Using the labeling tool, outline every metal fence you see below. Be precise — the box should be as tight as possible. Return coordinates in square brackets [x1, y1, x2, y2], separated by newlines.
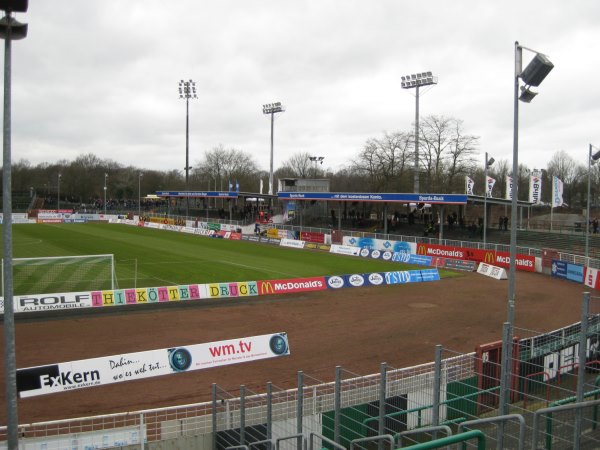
[4, 293, 600, 449]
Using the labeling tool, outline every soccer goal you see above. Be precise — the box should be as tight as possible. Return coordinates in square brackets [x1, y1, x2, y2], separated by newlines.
[2, 254, 116, 296]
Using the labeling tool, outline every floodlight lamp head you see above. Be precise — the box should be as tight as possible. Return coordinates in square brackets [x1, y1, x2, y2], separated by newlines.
[0, 0, 28, 13]
[520, 53, 554, 87]
[591, 147, 600, 163]
[519, 85, 538, 103]
[0, 15, 27, 40]
[487, 157, 495, 167]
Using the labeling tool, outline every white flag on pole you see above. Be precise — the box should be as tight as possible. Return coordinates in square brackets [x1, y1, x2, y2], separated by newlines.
[529, 172, 542, 204]
[486, 176, 496, 197]
[465, 176, 475, 195]
[505, 176, 513, 200]
[552, 176, 564, 207]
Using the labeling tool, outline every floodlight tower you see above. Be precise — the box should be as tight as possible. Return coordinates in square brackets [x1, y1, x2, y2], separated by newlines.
[179, 79, 197, 217]
[138, 172, 143, 218]
[309, 156, 324, 177]
[0, 1, 28, 448]
[104, 172, 108, 216]
[401, 71, 437, 193]
[57, 172, 61, 210]
[262, 102, 285, 195]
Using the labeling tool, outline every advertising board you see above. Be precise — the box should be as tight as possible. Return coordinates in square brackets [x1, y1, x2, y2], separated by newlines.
[280, 238, 305, 249]
[416, 243, 535, 272]
[257, 277, 326, 295]
[17, 333, 290, 398]
[551, 260, 583, 283]
[585, 267, 600, 290]
[300, 231, 325, 243]
[329, 244, 361, 256]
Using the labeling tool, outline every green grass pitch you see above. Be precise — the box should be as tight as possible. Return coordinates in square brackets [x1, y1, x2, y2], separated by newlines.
[5, 223, 459, 294]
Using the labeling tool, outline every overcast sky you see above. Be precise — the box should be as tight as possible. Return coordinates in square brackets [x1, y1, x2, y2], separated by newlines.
[6, 1, 600, 179]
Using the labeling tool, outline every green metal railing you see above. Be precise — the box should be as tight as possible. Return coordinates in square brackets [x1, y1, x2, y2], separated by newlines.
[361, 386, 499, 436]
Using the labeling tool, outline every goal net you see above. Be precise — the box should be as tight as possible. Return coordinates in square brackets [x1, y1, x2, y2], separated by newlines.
[2, 254, 116, 296]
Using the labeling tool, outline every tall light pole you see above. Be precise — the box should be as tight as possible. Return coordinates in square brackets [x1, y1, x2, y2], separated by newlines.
[179, 79, 197, 218]
[483, 152, 495, 245]
[401, 72, 437, 193]
[585, 144, 600, 263]
[57, 172, 61, 210]
[0, 1, 28, 448]
[262, 102, 285, 195]
[308, 156, 324, 177]
[501, 41, 553, 429]
[138, 172, 143, 218]
[104, 172, 108, 216]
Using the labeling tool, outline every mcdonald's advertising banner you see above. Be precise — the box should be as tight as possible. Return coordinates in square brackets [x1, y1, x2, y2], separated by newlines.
[16, 333, 290, 398]
[257, 277, 327, 295]
[414, 243, 535, 272]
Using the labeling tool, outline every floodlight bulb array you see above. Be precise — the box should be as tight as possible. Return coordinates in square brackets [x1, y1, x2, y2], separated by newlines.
[178, 79, 197, 99]
[401, 71, 437, 89]
[263, 102, 285, 114]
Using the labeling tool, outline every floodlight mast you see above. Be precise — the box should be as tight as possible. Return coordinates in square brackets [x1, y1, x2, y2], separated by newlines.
[262, 102, 285, 196]
[0, 2, 28, 448]
[179, 79, 197, 217]
[499, 41, 553, 448]
[401, 71, 437, 193]
[586, 144, 600, 263]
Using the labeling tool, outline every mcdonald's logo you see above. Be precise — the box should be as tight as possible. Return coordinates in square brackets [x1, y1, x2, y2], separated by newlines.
[484, 251, 495, 264]
[260, 281, 275, 295]
[416, 243, 427, 255]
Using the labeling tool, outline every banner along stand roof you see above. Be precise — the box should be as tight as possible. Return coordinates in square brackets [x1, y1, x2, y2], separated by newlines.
[277, 192, 468, 205]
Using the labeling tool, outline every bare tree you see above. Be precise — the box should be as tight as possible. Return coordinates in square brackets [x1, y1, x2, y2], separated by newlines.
[194, 144, 260, 191]
[352, 131, 413, 191]
[419, 115, 479, 192]
[279, 152, 314, 179]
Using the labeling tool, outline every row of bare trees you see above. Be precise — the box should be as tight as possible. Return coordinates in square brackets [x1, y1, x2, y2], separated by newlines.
[4, 114, 599, 211]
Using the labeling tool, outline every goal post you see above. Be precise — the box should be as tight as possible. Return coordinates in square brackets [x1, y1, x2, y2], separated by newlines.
[2, 254, 117, 296]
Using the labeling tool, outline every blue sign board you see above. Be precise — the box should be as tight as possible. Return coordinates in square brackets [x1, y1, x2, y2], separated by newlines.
[156, 191, 238, 198]
[277, 192, 468, 204]
[551, 260, 568, 279]
[566, 263, 584, 283]
[551, 259, 583, 283]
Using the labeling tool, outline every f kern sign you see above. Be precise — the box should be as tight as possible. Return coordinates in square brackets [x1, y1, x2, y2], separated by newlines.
[16, 333, 290, 397]
[415, 243, 535, 272]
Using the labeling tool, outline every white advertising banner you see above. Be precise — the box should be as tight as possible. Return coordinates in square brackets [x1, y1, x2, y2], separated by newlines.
[17, 332, 290, 398]
[486, 176, 496, 198]
[529, 172, 543, 204]
[0, 291, 93, 314]
[477, 263, 508, 280]
[552, 176, 564, 207]
[585, 267, 598, 289]
[465, 176, 475, 195]
[280, 238, 305, 249]
[330, 244, 361, 256]
[505, 176, 513, 200]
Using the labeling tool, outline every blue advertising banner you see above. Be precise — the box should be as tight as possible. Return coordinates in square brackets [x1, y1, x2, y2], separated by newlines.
[391, 253, 433, 266]
[409, 269, 441, 282]
[551, 260, 578, 282]
[325, 269, 439, 289]
[278, 192, 468, 204]
[156, 191, 238, 198]
[566, 263, 584, 283]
